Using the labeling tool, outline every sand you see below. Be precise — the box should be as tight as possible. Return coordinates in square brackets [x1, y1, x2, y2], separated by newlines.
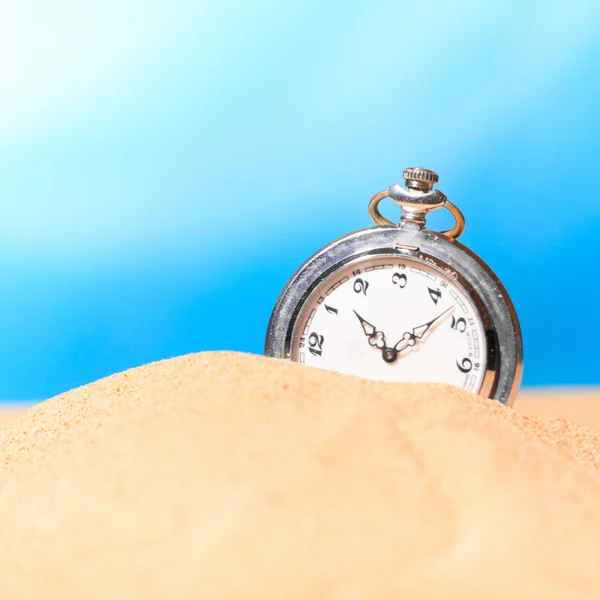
[0, 410, 24, 428]
[0, 352, 599, 599]
[519, 389, 600, 430]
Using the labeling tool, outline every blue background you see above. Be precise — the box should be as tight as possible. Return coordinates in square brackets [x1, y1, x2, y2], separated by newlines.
[1, 0, 599, 400]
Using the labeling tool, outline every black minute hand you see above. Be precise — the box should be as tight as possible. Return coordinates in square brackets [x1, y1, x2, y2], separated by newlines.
[394, 306, 454, 353]
[412, 306, 454, 340]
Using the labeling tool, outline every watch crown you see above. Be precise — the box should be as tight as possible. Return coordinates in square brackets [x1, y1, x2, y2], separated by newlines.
[402, 167, 439, 191]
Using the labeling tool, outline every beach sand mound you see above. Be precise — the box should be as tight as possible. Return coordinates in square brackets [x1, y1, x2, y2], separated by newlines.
[0, 352, 599, 599]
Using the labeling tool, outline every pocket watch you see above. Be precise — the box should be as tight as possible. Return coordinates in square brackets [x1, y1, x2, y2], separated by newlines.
[265, 168, 523, 406]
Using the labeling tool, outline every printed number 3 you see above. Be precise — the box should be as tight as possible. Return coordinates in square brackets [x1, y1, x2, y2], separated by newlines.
[392, 273, 407, 288]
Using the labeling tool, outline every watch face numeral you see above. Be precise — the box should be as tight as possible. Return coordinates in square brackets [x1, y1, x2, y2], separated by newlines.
[392, 273, 407, 289]
[324, 304, 338, 315]
[353, 278, 369, 295]
[451, 316, 467, 332]
[308, 332, 325, 356]
[428, 287, 442, 305]
[457, 357, 473, 373]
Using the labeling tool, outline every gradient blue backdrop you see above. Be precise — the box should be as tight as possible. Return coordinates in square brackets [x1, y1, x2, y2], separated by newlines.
[1, 0, 599, 400]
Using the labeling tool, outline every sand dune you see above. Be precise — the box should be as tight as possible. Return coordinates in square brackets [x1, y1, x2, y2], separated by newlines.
[0, 352, 599, 598]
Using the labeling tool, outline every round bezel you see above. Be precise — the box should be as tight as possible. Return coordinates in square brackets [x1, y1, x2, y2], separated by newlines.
[265, 224, 523, 406]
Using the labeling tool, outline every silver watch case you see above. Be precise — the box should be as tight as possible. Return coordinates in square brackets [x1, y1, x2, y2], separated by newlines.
[265, 224, 523, 406]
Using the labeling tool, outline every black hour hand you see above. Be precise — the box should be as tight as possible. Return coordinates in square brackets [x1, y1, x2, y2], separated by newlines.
[353, 310, 386, 349]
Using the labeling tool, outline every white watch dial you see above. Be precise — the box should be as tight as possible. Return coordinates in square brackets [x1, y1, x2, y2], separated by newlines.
[290, 255, 488, 392]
